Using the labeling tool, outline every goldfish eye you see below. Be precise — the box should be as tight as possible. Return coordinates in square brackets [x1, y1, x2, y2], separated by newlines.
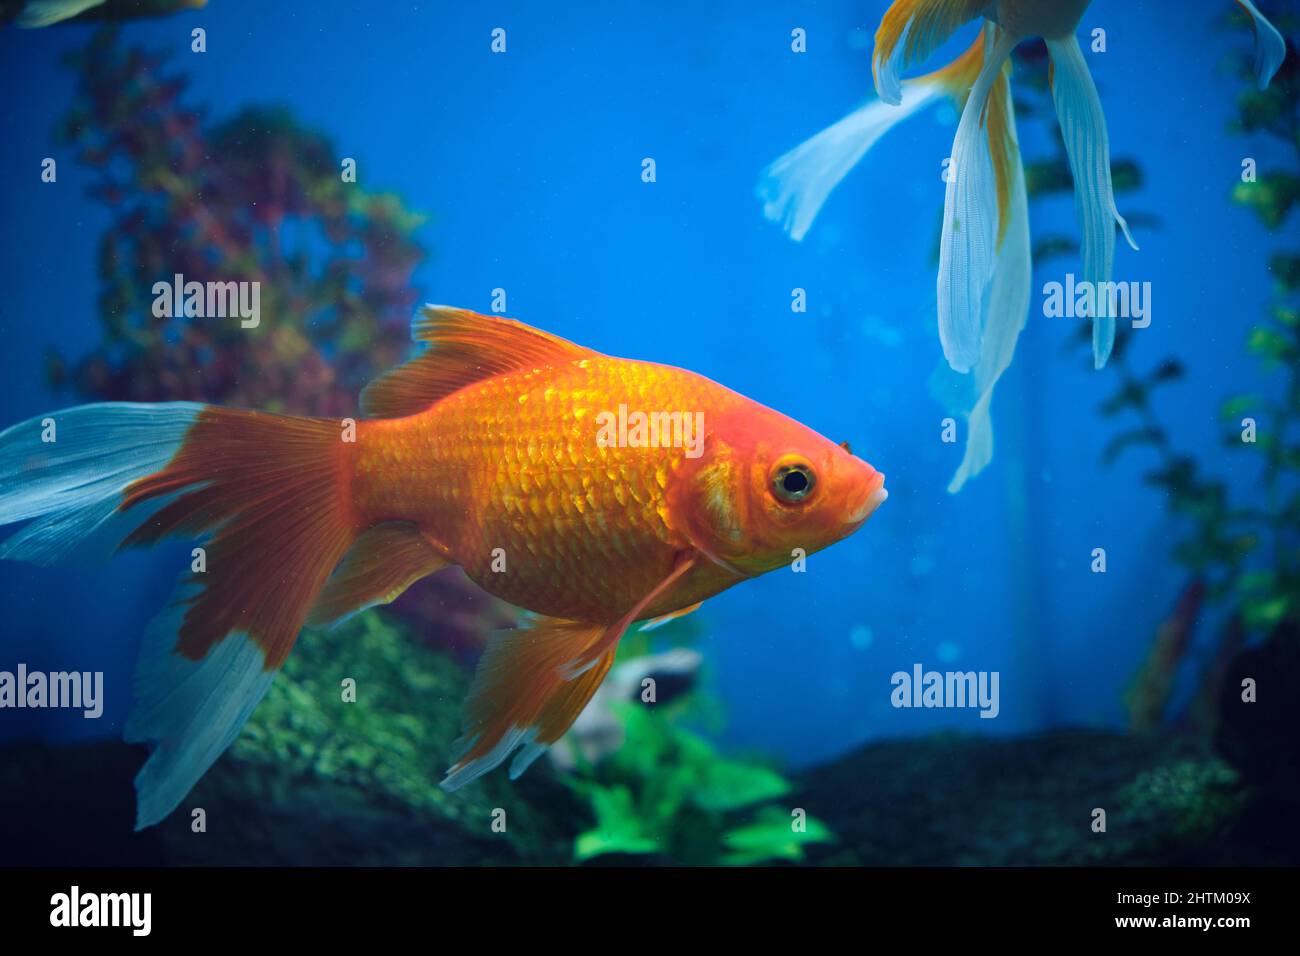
[771, 460, 816, 504]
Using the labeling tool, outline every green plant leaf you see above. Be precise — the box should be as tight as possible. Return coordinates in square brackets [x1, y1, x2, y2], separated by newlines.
[573, 784, 660, 860]
[720, 806, 834, 866]
[1231, 173, 1300, 229]
[1219, 396, 1260, 420]
[1270, 255, 1300, 293]
[692, 758, 790, 812]
[1242, 593, 1293, 631]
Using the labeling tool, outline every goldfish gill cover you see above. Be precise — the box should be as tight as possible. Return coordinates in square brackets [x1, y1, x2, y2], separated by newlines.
[0, 0, 1298, 941]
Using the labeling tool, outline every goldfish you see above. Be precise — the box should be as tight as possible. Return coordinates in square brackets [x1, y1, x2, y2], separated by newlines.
[759, 0, 1286, 491]
[0, 306, 887, 827]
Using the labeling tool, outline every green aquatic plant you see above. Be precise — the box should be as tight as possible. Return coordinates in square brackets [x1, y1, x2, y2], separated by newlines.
[566, 701, 832, 865]
[1119, 757, 1247, 845]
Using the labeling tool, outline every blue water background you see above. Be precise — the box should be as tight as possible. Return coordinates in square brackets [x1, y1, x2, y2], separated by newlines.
[0, 1, 1280, 768]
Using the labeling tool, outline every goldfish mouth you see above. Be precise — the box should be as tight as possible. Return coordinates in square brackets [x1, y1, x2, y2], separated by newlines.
[847, 471, 888, 525]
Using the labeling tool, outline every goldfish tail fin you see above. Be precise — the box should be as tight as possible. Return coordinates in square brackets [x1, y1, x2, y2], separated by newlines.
[0, 403, 206, 565]
[1046, 33, 1138, 371]
[938, 26, 1017, 373]
[1236, 0, 1287, 90]
[948, 63, 1032, 494]
[757, 82, 943, 242]
[441, 617, 620, 790]
[874, 0, 988, 104]
[0, 402, 360, 828]
[115, 406, 360, 828]
[14, 0, 105, 28]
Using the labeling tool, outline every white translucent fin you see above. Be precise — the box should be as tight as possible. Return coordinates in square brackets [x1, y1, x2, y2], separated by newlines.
[508, 737, 548, 780]
[125, 585, 277, 830]
[442, 725, 533, 791]
[16, 0, 105, 28]
[937, 30, 1016, 373]
[758, 81, 942, 242]
[0, 403, 201, 565]
[1046, 34, 1138, 371]
[875, 19, 912, 105]
[948, 92, 1031, 493]
[1237, 0, 1287, 89]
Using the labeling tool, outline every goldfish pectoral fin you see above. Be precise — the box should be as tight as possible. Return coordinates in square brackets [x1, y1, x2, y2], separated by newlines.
[757, 83, 942, 242]
[15, 0, 105, 28]
[938, 26, 1017, 373]
[1045, 34, 1134, 371]
[949, 60, 1032, 495]
[638, 601, 703, 633]
[440, 617, 617, 791]
[559, 553, 699, 679]
[306, 522, 449, 628]
[1236, 0, 1287, 90]
[359, 305, 595, 417]
[440, 555, 701, 791]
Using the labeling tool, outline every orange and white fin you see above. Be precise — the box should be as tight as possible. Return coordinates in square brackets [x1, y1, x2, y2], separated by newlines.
[116, 407, 358, 828]
[440, 616, 620, 790]
[947, 53, 1032, 493]
[442, 553, 699, 789]
[938, 24, 1018, 373]
[0, 403, 361, 828]
[638, 602, 702, 633]
[873, 0, 989, 105]
[307, 522, 448, 628]
[559, 553, 697, 679]
[1236, 0, 1286, 90]
[360, 305, 595, 418]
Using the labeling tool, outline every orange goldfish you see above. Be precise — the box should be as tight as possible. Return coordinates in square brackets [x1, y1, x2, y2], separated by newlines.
[0, 306, 887, 826]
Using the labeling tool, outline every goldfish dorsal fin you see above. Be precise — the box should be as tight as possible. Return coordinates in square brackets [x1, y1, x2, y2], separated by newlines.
[360, 305, 596, 418]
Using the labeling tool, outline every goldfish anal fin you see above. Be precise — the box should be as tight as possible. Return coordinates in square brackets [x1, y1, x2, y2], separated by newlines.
[359, 305, 596, 418]
[638, 601, 703, 633]
[307, 522, 449, 628]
